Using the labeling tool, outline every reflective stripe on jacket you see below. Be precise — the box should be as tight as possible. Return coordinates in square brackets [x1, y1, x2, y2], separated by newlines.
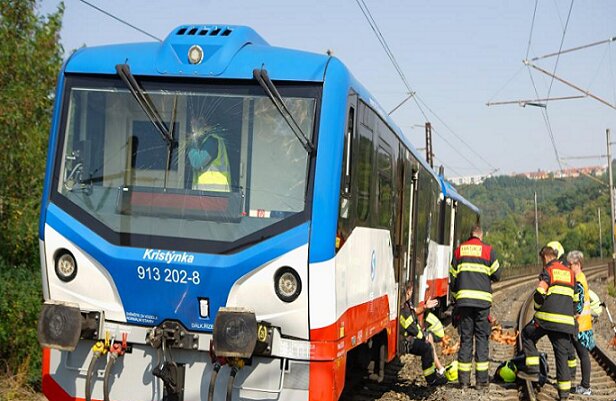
[450, 236, 500, 308]
[425, 312, 444, 339]
[194, 134, 231, 192]
[400, 301, 423, 340]
[534, 260, 577, 334]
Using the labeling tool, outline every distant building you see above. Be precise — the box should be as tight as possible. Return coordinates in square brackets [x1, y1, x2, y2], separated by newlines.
[448, 165, 606, 185]
[517, 170, 550, 180]
[554, 165, 607, 178]
[448, 175, 489, 185]
[518, 165, 606, 180]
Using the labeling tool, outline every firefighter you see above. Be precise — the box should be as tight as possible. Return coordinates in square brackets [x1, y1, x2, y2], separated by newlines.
[400, 282, 448, 386]
[449, 224, 501, 388]
[548, 242, 578, 384]
[518, 245, 577, 401]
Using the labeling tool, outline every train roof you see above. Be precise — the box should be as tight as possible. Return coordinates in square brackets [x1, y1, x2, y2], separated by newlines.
[64, 23, 438, 181]
[438, 176, 480, 213]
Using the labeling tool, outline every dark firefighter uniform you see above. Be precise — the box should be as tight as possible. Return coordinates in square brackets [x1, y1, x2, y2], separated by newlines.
[449, 236, 500, 385]
[521, 259, 577, 400]
[399, 301, 442, 385]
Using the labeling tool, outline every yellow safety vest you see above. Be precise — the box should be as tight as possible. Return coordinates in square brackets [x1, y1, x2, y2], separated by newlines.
[576, 272, 592, 332]
[194, 134, 231, 192]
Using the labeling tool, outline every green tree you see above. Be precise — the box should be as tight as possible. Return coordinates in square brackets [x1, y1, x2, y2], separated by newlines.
[0, 0, 64, 266]
[458, 173, 611, 267]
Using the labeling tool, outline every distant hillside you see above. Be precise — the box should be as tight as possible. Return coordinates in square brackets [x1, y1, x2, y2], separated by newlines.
[456, 174, 611, 266]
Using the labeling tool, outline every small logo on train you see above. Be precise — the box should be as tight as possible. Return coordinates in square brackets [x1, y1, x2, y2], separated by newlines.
[143, 249, 195, 264]
[370, 250, 376, 281]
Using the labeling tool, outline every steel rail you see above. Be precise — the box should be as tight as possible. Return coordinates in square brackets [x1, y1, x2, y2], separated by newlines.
[517, 272, 616, 401]
[517, 289, 537, 401]
[493, 263, 606, 294]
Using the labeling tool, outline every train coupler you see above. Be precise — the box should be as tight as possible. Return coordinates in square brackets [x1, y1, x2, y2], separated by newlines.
[147, 321, 191, 401]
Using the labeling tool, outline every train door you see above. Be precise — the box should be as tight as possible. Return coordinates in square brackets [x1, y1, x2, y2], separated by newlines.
[444, 199, 456, 306]
[395, 149, 417, 355]
[336, 93, 357, 247]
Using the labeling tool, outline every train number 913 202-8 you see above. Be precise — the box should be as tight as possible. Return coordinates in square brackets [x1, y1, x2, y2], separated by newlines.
[136, 265, 201, 285]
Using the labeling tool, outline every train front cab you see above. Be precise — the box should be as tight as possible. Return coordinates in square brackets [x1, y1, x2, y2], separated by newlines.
[37, 25, 332, 401]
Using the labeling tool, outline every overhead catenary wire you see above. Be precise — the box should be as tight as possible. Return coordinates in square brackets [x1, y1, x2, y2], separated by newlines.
[525, 0, 539, 60]
[353, 0, 496, 176]
[354, 0, 412, 93]
[526, 68, 564, 172]
[432, 155, 463, 178]
[521, 0, 574, 173]
[486, 66, 525, 104]
[414, 95, 499, 172]
[78, 0, 162, 42]
[430, 126, 484, 173]
[544, 0, 575, 106]
[586, 44, 611, 94]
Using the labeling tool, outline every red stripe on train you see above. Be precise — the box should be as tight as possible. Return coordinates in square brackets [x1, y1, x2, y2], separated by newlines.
[309, 294, 397, 401]
[42, 348, 92, 401]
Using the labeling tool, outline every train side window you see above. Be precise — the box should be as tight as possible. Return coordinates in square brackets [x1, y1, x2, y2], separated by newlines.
[341, 106, 354, 197]
[356, 124, 373, 223]
[376, 142, 393, 228]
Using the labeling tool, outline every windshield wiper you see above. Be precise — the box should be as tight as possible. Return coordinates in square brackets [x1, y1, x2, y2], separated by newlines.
[116, 63, 178, 189]
[253, 68, 314, 153]
[116, 64, 173, 146]
[163, 95, 179, 189]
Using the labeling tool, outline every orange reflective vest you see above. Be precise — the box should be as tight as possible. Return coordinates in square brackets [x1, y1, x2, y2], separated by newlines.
[534, 260, 576, 334]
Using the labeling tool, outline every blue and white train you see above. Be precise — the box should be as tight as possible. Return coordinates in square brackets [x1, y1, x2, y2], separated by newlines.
[37, 25, 479, 401]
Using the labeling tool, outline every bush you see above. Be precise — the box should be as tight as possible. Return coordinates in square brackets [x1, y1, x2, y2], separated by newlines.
[0, 257, 43, 385]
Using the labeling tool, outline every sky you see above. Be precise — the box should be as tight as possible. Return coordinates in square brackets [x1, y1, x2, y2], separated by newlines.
[37, 0, 616, 178]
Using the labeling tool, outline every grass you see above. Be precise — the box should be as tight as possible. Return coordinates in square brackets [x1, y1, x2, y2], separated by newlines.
[0, 357, 44, 401]
[608, 282, 616, 298]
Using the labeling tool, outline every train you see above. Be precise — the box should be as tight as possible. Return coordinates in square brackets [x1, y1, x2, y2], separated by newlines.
[36, 24, 479, 401]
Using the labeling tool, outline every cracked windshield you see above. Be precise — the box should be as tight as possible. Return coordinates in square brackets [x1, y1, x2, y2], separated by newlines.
[56, 77, 317, 245]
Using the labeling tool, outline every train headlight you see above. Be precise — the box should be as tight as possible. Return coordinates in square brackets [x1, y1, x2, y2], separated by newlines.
[274, 267, 301, 303]
[188, 45, 204, 64]
[37, 302, 82, 351]
[213, 308, 257, 358]
[55, 250, 77, 282]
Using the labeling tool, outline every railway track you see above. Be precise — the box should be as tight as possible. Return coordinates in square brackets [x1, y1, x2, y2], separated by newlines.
[340, 265, 614, 401]
[517, 276, 616, 401]
[493, 264, 607, 294]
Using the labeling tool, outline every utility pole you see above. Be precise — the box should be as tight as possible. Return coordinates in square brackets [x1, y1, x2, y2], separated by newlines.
[607, 128, 616, 283]
[425, 122, 433, 168]
[534, 191, 540, 264]
[598, 208, 603, 259]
